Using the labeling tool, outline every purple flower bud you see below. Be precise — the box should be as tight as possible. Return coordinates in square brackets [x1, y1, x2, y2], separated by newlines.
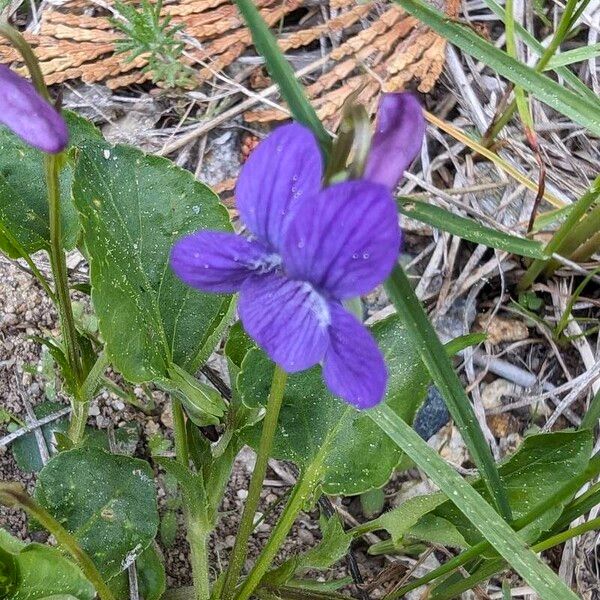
[364, 92, 425, 190]
[0, 65, 68, 153]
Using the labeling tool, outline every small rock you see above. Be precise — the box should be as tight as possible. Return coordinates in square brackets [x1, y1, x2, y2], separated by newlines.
[430, 424, 469, 467]
[487, 413, 518, 439]
[476, 314, 529, 345]
[160, 405, 174, 429]
[237, 489, 248, 501]
[481, 378, 520, 410]
[89, 403, 101, 417]
[297, 528, 315, 545]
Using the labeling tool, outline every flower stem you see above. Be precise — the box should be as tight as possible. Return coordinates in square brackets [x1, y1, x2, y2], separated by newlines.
[45, 155, 85, 443]
[234, 407, 354, 600]
[172, 398, 211, 600]
[221, 365, 288, 600]
[0, 482, 116, 600]
[0, 22, 50, 100]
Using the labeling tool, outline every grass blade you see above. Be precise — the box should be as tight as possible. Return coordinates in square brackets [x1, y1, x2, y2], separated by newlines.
[369, 403, 579, 600]
[481, 0, 599, 106]
[398, 198, 546, 258]
[383, 265, 512, 520]
[394, 0, 600, 136]
[545, 43, 600, 69]
[233, 0, 331, 152]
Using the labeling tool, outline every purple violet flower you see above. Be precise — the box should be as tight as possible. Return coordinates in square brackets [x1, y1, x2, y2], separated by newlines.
[365, 93, 425, 190]
[0, 64, 68, 154]
[171, 126, 395, 408]
[171, 93, 424, 409]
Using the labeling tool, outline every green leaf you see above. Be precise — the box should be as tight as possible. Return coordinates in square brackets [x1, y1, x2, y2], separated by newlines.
[72, 140, 234, 384]
[408, 514, 468, 549]
[398, 198, 546, 259]
[0, 111, 101, 258]
[136, 544, 166, 600]
[545, 43, 600, 69]
[35, 447, 159, 580]
[240, 315, 431, 495]
[384, 265, 512, 520]
[11, 401, 68, 473]
[369, 404, 580, 600]
[481, 0, 599, 105]
[265, 516, 351, 585]
[365, 493, 447, 545]
[165, 363, 225, 425]
[394, 0, 600, 136]
[0, 528, 95, 600]
[430, 430, 592, 548]
[233, 0, 330, 153]
[372, 430, 592, 556]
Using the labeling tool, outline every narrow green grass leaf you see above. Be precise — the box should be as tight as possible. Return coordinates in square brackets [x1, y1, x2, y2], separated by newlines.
[384, 265, 511, 519]
[481, 0, 599, 106]
[545, 44, 600, 69]
[398, 198, 546, 258]
[369, 403, 579, 600]
[233, 0, 331, 152]
[394, 0, 600, 136]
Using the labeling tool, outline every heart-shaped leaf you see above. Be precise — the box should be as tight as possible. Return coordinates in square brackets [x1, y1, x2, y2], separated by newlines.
[72, 140, 234, 384]
[35, 447, 159, 580]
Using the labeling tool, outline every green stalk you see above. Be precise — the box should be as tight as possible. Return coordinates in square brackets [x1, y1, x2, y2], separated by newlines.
[0, 22, 50, 100]
[570, 230, 600, 263]
[581, 388, 600, 431]
[385, 451, 600, 599]
[45, 154, 86, 444]
[173, 398, 211, 600]
[554, 481, 600, 530]
[384, 265, 512, 520]
[221, 366, 288, 600]
[0, 482, 116, 600]
[0, 23, 86, 444]
[234, 408, 354, 600]
[518, 175, 600, 290]
[551, 202, 600, 261]
[483, 0, 580, 144]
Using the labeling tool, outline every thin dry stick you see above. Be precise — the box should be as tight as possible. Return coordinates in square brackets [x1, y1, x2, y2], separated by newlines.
[0, 407, 71, 447]
[543, 360, 600, 430]
[158, 56, 330, 156]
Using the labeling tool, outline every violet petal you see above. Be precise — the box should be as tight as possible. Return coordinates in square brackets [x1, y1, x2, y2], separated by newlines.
[323, 303, 387, 409]
[239, 272, 329, 372]
[235, 123, 323, 251]
[0, 65, 68, 154]
[170, 231, 271, 293]
[282, 180, 400, 299]
[364, 93, 425, 190]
